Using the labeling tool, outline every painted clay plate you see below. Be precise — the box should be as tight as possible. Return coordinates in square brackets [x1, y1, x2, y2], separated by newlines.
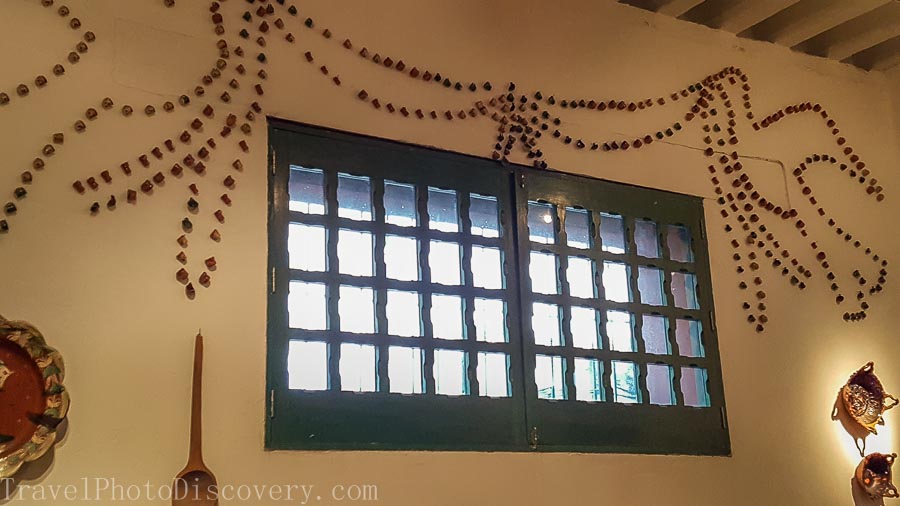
[0, 316, 68, 478]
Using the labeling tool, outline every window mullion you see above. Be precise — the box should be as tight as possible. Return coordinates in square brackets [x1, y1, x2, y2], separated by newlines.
[625, 216, 650, 405]
[372, 177, 390, 394]
[417, 185, 437, 396]
[458, 192, 480, 396]
[325, 169, 342, 392]
[556, 206, 576, 401]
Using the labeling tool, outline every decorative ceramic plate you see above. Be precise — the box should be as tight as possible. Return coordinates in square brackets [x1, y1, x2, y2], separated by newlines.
[0, 316, 69, 479]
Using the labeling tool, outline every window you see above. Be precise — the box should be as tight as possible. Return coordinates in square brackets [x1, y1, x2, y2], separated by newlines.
[267, 121, 729, 455]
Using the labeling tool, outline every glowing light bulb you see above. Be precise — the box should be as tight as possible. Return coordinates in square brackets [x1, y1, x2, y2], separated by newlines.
[542, 214, 552, 224]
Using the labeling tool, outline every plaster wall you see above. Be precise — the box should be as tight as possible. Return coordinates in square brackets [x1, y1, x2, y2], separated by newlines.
[1, 1, 899, 504]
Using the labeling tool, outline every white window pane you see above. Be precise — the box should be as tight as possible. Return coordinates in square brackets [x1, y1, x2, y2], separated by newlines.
[613, 360, 640, 404]
[289, 224, 326, 272]
[340, 343, 376, 393]
[434, 349, 467, 396]
[288, 341, 328, 390]
[386, 291, 421, 337]
[528, 202, 556, 244]
[607, 310, 635, 352]
[429, 241, 461, 285]
[289, 166, 325, 214]
[289, 281, 327, 330]
[603, 261, 631, 302]
[338, 229, 373, 277]
[472, 246, 502, 289]
[432, 294, 464, 340]
[384, 181, 417, 227]
[428, 187, 458, 232]
[477, 352, 510, 398]
[647, 363, 674, 406]
[565, 208, 591, 249]
[567, 257, 594, 298]
[474, 298, 506, 343]
[532, 303, 561, 346]
[385, 235, 418, 281]
[600, 213, 626, 253]
[339, 286, 375, 334]
[470, 194, 500, 238]
[529, 251, 558, 295]
[536, 355, 566, 400]
[570, 307, 599, 350]
[574, 358, 604, 402]
[389, 346, 423, 394]
[337, 173, 372, 221]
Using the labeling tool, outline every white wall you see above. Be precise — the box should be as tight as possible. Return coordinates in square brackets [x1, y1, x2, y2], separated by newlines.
[1, 1, 899, 504]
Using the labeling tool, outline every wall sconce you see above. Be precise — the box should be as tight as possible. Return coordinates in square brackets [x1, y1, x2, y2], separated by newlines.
[856, 453, 898, 500]
[842, 362, 899, 435]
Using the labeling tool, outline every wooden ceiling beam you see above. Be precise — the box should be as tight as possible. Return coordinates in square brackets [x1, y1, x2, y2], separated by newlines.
[745, 0, 893, 48]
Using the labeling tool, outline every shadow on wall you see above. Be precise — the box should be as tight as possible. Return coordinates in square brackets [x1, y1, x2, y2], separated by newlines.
[0, 419, 67, 505]
[833, 390, 875, 457]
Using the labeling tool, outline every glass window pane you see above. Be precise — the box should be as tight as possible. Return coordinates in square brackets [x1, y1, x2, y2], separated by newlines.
[339, 286, 375, 334]
[429, 241, 461, 285]
[340, 343, 376, 393]
[289, 281, 327, 330]
[338, 229, 373, 277]
[477, 352, 510, 398]
[432, 294, 464, 340]
[287, 341, 328, 390]
[567, 257, 594, 299]
[600, 213, 626, 253]
[602, 261, 631, 302]
[574, 358, 604, 402]
[612, 360, 640, 404]
[606, 310, 635, 352]
[434, 349, 468, 396]
[647, 364, 674, 406]
[289, 166, 325, 214]
[528, 201, 556, 244]
[389, 346, 424, 394]
[635, 219, 660, 258]
[472, 246, 503, 289]
[681, 367, 711, 407]
[470, 194, 500, 238]
[529, 251, 558, 295]
[474, 298, 506, 343]
[570, 307, 600, 350]
[386, 291, 421, 337]
[642, 315, 670, 355]
[532, 303, 562, 346]
[672, 272, 700, 309]
[675, 319, 705, 357]
[385, 235, 418, 281]
[289, 223, 326, 271]
[384, 181, 417, 227]
[565, 208, 591, 249]
[637, 266, 665, 306]
[337, 173, 372, 221]
[428, 187, 458, 232]
[667, 225, 694, 263]
[536, 355, 567, 400]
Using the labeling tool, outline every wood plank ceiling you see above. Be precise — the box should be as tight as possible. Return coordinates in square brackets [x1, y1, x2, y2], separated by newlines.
[618, 0, 900, 71]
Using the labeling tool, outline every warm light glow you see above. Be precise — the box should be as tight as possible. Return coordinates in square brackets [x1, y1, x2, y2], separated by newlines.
[542, 213, 552, 224]
[831, 418, 894, 468]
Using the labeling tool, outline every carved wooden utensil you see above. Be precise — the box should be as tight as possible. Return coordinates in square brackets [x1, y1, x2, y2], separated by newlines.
[173, 333, 218, 505]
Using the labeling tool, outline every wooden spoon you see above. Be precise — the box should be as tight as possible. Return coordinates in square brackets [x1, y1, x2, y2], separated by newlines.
[173, 333, 218, 505]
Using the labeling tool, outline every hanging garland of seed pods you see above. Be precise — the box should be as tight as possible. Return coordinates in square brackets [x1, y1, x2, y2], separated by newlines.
[0, 0, 888, 329]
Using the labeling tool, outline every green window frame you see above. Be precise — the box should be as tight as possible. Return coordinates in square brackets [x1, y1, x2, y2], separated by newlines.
[267, 120, 730, 455]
